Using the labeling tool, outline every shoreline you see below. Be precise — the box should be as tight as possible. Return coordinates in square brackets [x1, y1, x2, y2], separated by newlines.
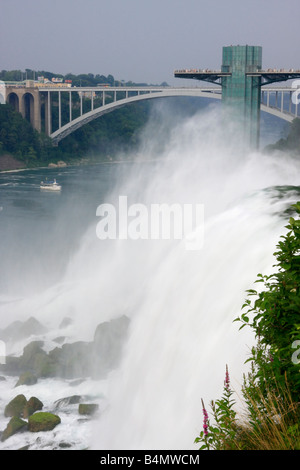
[0, 156, 161, 174]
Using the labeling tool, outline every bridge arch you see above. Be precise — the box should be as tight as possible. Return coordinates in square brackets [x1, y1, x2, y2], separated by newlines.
[50, 88, 297, 143]
[261, 104, 294, 122]
[51, 90, 222, 143]
[7, 92, 20, 112]
[22, 92, 35, 125]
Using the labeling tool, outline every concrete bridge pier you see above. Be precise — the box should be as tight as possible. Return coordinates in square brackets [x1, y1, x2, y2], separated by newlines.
[6, 85, 42, 133]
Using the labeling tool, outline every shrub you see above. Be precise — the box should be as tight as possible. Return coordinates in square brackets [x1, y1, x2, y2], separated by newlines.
[195, 201, 300, 450]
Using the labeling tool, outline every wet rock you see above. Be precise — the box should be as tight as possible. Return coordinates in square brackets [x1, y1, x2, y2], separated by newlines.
[15, 371, 38, 387]
[48, 341, 91, 379]
[54, 395, 82, 409]
[91, 315, 130, 378]
[19, 341, 56, 378]
[4, 394, 27, 418]
[0, 315, 130, 381]
[0, 341, 49, 377]
[0, 317, 47, 343]
[59, 441, 72, 448]
[52, 336, 66, 344]
[59, 317, 73, 329]
[28, 412, 61, 432]
[1, 416, 27, 441]
[78, 403, 99, 416]
[18, 444, 31, 450]
[0, 356, 21, 376]
[4, 394, 43, 419]
[23, 397, 43, 418]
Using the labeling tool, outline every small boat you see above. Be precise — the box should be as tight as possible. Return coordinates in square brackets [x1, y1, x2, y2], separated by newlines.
[40, 178, 61, 191]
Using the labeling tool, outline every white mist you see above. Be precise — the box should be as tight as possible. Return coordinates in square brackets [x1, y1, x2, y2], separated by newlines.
[83, 108, 299, 450]
[0, 106, 299, 450]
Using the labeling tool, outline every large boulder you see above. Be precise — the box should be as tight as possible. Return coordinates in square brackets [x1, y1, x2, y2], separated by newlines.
[15, 371, 38, 387]
[78, 403, 99, 416]
[1, 416, 27, 441]
[23, 397, 43, 418]
[4, 395, 43, 419]
[28, 412, 61, 432]
[0, 315, 130, 380]
[91, 315, 130, 378]
[54, 395, 82, 410]
[2, 340, 57, 378]
[4, 394, 27, 418]
[0, 317, 47, 343]
[48, 341, 91, 379]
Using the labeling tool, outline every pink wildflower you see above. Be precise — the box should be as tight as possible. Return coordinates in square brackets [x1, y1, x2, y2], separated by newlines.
[201, 399, 209, 436]
[224, 364, 230, 390]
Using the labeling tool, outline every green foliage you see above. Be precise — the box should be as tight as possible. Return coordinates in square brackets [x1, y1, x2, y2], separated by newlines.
[0, 68, 155, 165]
[0, 104, 53, 164]
[195, 366, 241, 450]
[196, 201, 300, 450]
[235, 201, 300, 399]
[57, 101, 150, 159]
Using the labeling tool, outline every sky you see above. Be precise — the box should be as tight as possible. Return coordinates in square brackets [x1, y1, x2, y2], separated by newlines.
[1, 0, 300, 85]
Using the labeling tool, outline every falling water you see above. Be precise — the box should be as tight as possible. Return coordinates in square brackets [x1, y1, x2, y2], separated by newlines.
[0, 105, 299, 450]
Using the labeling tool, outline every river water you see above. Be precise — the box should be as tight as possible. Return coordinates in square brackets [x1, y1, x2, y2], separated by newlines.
[0, 106, 299, 450]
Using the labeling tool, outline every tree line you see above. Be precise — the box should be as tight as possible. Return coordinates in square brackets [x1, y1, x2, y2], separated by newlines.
[0, 69, 154, 165]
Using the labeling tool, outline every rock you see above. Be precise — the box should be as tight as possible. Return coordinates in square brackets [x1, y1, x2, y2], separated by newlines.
[20, 341, 45, 366]
[59, 441, 72, 448]
[4, 394, 43, 419]
[52, 336, 66, 344]
[0, 355, 21, 376]
[0, 315, 130, 381]
[28, 412, 61, 432]
[48, 341, 91, 379]
[23, 397, 43, 418]
[19, 341, 57, 378]
[59, 317, 73, 329]
[91, 315, 130, 378]
[1, 416, 27, 441]
[54, 395, 82, 409]
[78, 403, 99, 416]
[4, 394, 27, 418]
[0, 317, 47, 343]
[15, 371, 38, 387]
[0, 376, 6, 381]
[0, 341, 46, 377]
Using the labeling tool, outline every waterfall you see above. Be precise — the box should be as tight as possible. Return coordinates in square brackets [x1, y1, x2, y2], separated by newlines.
[0, 105, 299, 450]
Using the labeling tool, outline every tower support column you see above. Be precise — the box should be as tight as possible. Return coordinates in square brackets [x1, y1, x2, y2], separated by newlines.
[221, 45, 262, 149]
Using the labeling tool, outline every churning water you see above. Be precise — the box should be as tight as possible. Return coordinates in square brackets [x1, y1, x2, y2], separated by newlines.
[0, 105, 299, 450]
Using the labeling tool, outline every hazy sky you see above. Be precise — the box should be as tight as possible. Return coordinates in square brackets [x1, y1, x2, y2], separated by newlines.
[1, 0, 300, 85]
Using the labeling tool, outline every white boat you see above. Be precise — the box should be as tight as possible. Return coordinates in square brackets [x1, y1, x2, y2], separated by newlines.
[40, 178, 61, 191]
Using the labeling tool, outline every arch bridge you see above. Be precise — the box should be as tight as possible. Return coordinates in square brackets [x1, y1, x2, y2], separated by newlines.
[4, 83, 300, 144]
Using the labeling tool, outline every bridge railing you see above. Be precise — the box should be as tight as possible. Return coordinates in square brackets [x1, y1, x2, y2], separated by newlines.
[261, 87, 299, 119]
